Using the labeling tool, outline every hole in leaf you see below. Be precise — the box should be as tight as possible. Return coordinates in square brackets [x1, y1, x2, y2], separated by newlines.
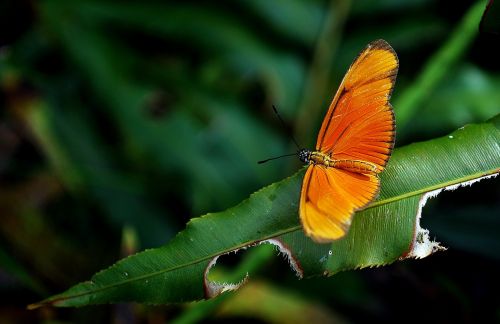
[204, 240, 304, 298]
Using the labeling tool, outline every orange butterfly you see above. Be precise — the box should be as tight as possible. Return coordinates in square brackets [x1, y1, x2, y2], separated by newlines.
[298, 39, 398, 243]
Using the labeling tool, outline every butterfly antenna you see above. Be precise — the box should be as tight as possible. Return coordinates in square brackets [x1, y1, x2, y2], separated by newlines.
[257, 153, 297, 164]
[272, 105, 301, 150]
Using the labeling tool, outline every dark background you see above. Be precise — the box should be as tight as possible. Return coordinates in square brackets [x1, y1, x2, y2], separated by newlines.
[1, 0, 499, 322]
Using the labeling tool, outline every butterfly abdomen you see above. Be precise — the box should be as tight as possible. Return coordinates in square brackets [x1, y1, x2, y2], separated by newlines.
[332, 159, 378, 174]
[308, 151, 378, 174]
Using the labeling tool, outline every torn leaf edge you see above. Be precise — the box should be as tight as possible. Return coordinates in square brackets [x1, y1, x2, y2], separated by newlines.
[204, 238, 303, 298]
[204, 172, 499, 297]
[403, 172, 499, 259]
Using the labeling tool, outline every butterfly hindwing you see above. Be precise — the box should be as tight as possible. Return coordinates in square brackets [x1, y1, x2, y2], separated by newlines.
[300, 165, 380, 242]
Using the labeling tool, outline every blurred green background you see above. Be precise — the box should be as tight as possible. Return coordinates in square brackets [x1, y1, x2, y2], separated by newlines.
[1, 0, 499, 322]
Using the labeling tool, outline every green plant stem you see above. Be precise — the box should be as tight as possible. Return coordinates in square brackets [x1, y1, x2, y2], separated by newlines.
[295, 0, 351, 147]
[394, 0, 487, 134]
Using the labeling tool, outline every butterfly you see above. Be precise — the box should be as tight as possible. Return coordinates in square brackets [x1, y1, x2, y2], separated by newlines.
[298, 39, 398, 243]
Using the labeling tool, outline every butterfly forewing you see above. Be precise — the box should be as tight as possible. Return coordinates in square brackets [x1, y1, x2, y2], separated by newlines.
[300, 39, 398, 242]
[316, 39, 397, 171]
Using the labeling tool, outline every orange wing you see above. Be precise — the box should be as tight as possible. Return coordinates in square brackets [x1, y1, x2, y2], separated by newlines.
[316, 39, 398, 170]
[300, 39, 398, 242]
[300, 166, 380, 242]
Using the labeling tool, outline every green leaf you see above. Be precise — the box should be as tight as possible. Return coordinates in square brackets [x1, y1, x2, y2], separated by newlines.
[26, 99, 177, 248]
[239, 0, 323, 46]
[38, 0, 291, 214]
[394, 0, 487, 132]
[65, 0, 306, 112]
[401, 65, 500, 139]
[29, 115, 500, 308]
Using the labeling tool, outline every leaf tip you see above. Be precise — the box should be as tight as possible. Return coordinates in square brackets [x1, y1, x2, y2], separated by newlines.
[27, 296, 66, 310]
[27, 302, 42, 311]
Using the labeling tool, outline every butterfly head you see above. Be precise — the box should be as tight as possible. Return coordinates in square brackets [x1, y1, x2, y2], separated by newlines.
[298, 149, 312, 164]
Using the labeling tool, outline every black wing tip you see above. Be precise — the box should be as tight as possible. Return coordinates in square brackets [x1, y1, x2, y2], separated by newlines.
[369, 39, 399, 95]
[369, 39, 393, 51]
[368, 39, 399, 65]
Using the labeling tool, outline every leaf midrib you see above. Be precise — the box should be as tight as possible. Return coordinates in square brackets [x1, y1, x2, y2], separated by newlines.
[47, 167, 499, 305]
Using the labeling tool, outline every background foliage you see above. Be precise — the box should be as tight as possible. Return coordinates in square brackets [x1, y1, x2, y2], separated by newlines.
[1, 0, 499, 322]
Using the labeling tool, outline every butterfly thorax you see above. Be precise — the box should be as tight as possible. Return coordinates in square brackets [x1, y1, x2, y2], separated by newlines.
[299, 149, 378, 175]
